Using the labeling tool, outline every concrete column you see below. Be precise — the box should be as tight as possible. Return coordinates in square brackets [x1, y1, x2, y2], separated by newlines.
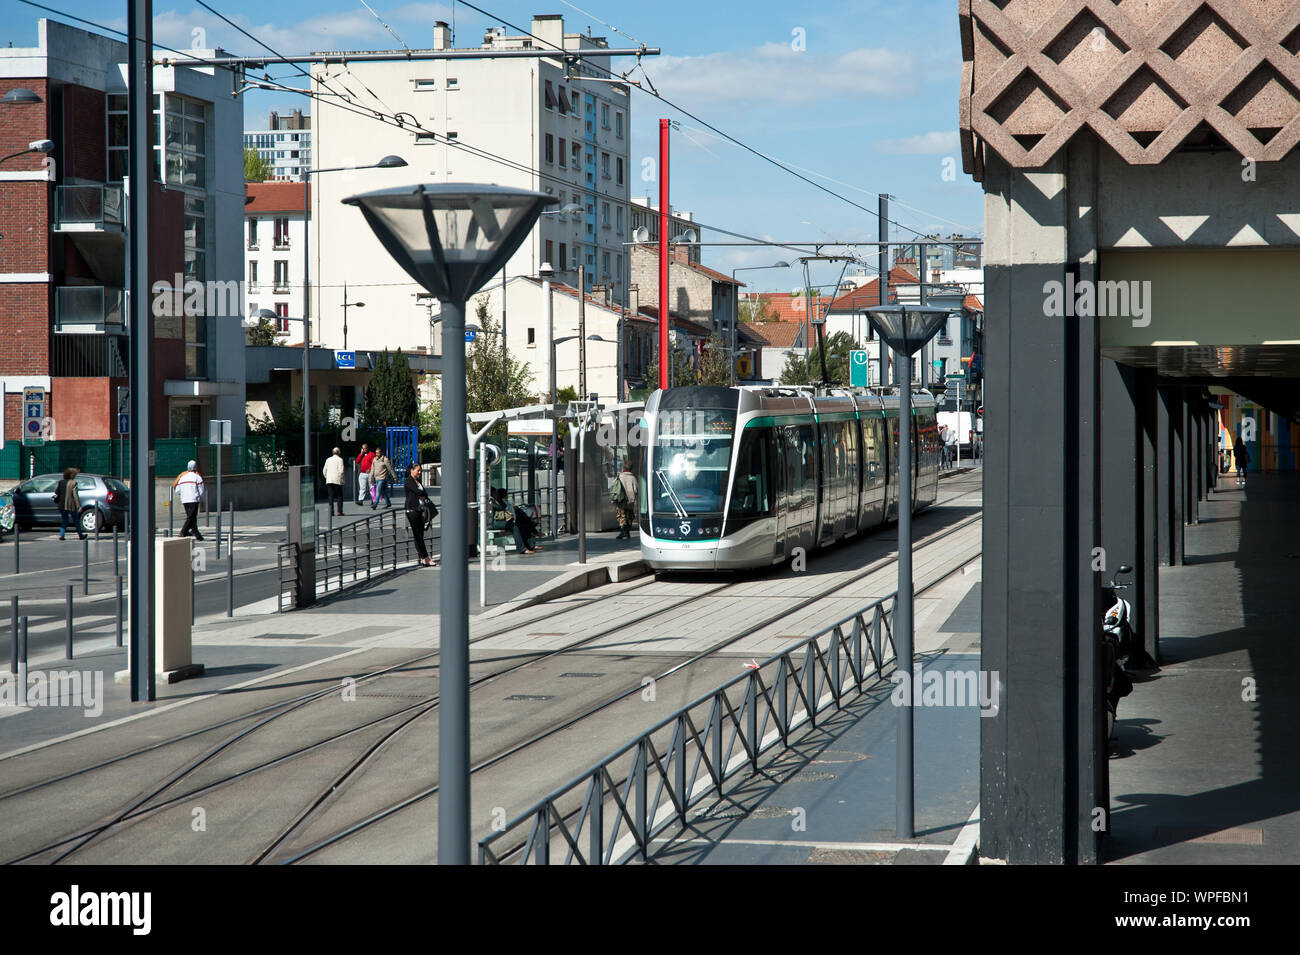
[980, 139, 1103, 865]
[1184, 393, 1198, 525]
[1137, 369, 1159, 664]
[1100, 358, 1141, 593]
[1166, 387, 1185, 564]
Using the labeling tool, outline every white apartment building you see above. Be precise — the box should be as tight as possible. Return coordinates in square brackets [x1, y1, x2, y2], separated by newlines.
[311, 14, 632, 355]
[243, 181, 308, 337]
[243, 109, 311, 181]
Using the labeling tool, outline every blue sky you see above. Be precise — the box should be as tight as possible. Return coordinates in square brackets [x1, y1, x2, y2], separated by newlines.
[1, 0, 984, 293]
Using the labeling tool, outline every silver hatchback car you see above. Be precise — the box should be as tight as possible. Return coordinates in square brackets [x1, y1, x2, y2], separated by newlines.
[5, 472, 130, 533]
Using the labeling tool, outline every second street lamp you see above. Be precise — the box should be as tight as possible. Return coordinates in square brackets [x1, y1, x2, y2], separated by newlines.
[861, 303, 953, 840]
[344, 182, 555, 865]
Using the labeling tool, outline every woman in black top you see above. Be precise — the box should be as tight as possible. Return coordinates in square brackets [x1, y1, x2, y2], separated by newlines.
[404, 462, 437, 566]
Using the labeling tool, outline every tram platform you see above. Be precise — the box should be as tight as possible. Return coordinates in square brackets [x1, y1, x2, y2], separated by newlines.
[1105, 470, 1300, 864]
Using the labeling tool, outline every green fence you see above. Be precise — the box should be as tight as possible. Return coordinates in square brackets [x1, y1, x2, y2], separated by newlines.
[0, 435, 288, 481]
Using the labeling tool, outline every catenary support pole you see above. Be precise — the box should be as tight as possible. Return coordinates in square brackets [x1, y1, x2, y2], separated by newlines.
[896, 349, 914, 839]
[127, 0, 156, 702]
[657, 118, 670, 391]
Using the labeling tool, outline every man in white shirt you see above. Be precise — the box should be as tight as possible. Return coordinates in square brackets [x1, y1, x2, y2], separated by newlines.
[173, 460, 205, 541]
[323, 447, 345, 515]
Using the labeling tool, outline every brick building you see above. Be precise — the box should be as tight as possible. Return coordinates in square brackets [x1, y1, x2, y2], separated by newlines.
[0, 19, 245, 471]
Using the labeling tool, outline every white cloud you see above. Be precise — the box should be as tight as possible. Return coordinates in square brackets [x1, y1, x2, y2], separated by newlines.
[648, 42, 919, 108]
[871, 130, 960, 155]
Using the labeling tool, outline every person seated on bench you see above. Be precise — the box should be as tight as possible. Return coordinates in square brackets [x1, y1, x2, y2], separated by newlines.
[490, 487, 537, 555]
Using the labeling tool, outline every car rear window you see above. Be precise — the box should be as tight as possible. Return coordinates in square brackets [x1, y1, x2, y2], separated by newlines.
[105, 478, 128, 493]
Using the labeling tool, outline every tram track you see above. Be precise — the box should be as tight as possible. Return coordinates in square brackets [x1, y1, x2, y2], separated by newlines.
[2, 474, 981, 865]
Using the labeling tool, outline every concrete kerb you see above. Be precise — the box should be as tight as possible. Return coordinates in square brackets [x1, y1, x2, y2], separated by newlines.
[480, 556, 650, 619]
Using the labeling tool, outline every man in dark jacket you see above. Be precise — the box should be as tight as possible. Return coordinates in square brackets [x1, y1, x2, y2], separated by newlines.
[54, 467, 87, 541]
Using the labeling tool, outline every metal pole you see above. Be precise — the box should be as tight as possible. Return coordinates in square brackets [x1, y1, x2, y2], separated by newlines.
[896, 345, 914, 839]
[303, 177, 312, 473]
[658, 118, 670, 391]
[439, 298, 470, 865]
[83, 537, 89, 595]
[116, 576, 124, 647]
[577, 416, 587, 563]
[479, 443, 488, 608]
[127, 0, 156, 703]
[501, 268, 508, 398]
[731, 268, 738, 386]
[13, 523, 18, 575]
[879, 193, 890, 387]
[114, 525, 120, 577]
[227, 502, 234, 618]
[216, 444, 222, 560]
[547, 288, 557, 539]
[17, 617, 27, 706]
[168, 496, 173, 537]
[578, 264, 587, 397]
[65, 584, 73, 660]
[9, 595, 16, 674]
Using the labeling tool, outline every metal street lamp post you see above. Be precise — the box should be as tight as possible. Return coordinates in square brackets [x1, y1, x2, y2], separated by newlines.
[302, 155, 405, 469]
[731, 261, 789, 385]
[862, 303, 953, 840]
[342, 284, 364, 349]
[345, 183, 555, 865]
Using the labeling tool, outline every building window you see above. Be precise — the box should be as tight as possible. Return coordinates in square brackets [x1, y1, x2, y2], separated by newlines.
[602, 251, 610, 274]
[616, 157, 624, 186]
[544, 134, 554, 164]
[601, 103, 609, 128]
[559, 243, 567, 271]
[545, 79, 556, 109]
[273, 217, 290, 249]
[274, 260, 289, 291]
[558, 137, 567, 167]
[545, 239, 553, 266]
[616, 253, 622, 276]
[275, 301, 289, 332]
[106, 93, 128, 181]
[571, 142, 581, 167]
[248, 261, 258, 288]
[247, 219, 258, 249]
[447, 77, 458, 89]
[601, 152, 610, 179]
[616, 111, 623, 137]
[557, 85, 570, 114]
[601, 202, 610, 228]
[414, 78, 436, 91]
[616, 206, 623, 234]
[527, 328, 535, 345]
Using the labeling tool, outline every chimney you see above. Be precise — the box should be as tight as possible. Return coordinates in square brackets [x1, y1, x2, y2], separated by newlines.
[531, 14, 564, 51]
[269, 110, 279, 129]
[433, 20, 451, 51]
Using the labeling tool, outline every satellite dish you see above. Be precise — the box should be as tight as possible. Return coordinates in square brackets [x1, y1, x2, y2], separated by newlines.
[633, 226, 650, 243]
[676, 229, 699, 245]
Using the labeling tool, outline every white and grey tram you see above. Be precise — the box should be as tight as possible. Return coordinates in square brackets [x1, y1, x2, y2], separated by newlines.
[637, 385, 941, 571]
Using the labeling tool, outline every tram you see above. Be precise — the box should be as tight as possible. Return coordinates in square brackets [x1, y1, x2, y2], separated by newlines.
[638, 385, 940, 571]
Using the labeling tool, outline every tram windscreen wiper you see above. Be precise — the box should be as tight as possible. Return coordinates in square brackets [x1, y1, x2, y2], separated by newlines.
[655, 469, 688, 519]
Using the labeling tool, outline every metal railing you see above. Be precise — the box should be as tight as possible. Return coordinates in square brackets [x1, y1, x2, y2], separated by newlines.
[276, 507, 441, 611]
[55, 184, 124, 228]
[478, 592, 898, 864]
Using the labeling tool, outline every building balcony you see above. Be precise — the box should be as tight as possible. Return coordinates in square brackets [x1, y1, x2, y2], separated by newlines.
[247, 239, 260, 250]
[54, 286, 125, 333]
[53, 184, 124, 231]
[273, 239, 291, 250]
[51, 330, 129, 378]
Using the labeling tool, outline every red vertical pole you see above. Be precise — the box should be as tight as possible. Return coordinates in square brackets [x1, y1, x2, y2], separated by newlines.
[658, 118, 670, 391]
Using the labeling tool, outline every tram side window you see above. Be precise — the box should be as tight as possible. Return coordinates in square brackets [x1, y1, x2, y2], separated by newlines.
[798, 424, 817, 510]
[728, 430, 772, 518]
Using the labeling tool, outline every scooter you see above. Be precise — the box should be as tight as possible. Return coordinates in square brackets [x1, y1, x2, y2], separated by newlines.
[1100, 565, 1136, 740]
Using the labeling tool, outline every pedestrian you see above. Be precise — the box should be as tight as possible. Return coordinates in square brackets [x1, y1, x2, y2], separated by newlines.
[370, 447, 395, 509]
[938, 425, 951, 469]
[490, 486, 536, 555]
[323, 447, 345, 516]
[1235, 438, 1250, 487]
[172, 460, 205, 541]
[944, 421, 959, 467]
[404, 460, 437, 566]
[355, 443, 375, 504]
[54, 467, 87, 541]
[611, 461, 639, 539]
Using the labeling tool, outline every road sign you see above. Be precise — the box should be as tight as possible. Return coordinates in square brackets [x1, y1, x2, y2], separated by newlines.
[850, 350, 870, 387]
[116, 385, 129, 415]
[947, 372, 966, 379]
[465, 329, 478, 343]
[208, 419, 233, 445]
[22, 387, 45, 447]
[118, 413, 130, 435]
[334, 350, 356, 369]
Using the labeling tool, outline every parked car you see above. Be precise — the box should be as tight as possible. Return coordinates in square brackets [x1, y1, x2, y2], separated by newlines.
[0, 489, 13, 536]
[4, 472, 129, 533]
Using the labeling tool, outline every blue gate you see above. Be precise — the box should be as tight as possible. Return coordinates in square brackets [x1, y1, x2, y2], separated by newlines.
[386, 426, 419, 475]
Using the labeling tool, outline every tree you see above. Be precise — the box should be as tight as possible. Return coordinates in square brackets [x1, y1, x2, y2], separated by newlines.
[645, 341, 695, 390]
[739, 296, 778, 323]
[363, 348, 419, 428]
[696, 332, 732, 387]
[779, 331, 861, 385]
[244, 317, 284, 346]
[465, 297, 535, 415]
[243, 147, 272, 182]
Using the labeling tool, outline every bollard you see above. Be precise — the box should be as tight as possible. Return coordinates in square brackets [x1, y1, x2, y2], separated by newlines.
[83, 536, 90, 596]
[216, 506, 222, 561]
[9, 595, 17, 675]
[328, 506, 333, 534]
[116, 575, 124, 648]
[17, 617, 28, 706]
[65, 584, 74, 660]
[13, 523, 19, 575]
[191, 552, 196, 626]
[168, 499, 174, 538]
[114, 525, 120, 577]
[338, 532, 344, 590]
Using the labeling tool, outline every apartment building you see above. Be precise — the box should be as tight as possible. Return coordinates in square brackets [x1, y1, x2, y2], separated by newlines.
[311, 14, 633, 354]
[243, 181, 308, 335]
[243, 109, 311, 181]
[0, 18, 245, 461]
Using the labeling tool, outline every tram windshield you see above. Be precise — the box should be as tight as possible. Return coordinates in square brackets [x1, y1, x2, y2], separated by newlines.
[651, 409, 735, 516]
